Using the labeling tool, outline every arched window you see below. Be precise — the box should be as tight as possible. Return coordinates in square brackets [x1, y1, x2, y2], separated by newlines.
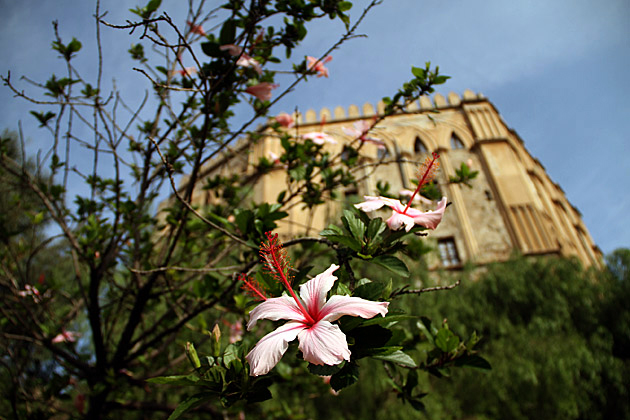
[451, 133, 465, 150]
[414, 136, 428, 154]
[377, 146, 390, 160]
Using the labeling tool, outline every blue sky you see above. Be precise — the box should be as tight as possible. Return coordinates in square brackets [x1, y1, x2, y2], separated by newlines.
[1, 0, 628, 254]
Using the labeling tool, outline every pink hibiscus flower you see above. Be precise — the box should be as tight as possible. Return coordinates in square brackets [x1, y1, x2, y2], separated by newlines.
[170, 67, 197, 78]
[355, 196, 447, 232]
[186, 21, 206, 36]
[52, 330, 80, 344]
[244, 233, 389, 376]
[300, 131, 337, 145]
[307, 55, 332, 78]
[220, 44, 263, 75]
[245, 82, 278, 101]
[274, 112, 294, 128]
[18, 284, 41, 303]
[355, 152, 447, 232]
[342, 120, 385, 148]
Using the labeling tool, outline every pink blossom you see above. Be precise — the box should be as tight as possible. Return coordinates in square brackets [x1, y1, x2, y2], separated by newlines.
[18, 284, 41, 303]
[245, 82, 278, 101]
[342, 120, 385, 148]
[187, 21, 206, 36]
[356, 152, 445, 231]
[52, 330, 80, 344]
[170, 67, 197, 78]
[300, 131, 337, 145]
[274, 112, 294, 128]
[219, 44, 242, 56]
[307, 55, 333, 78]
[267, 151, 282, 166]
[245, 264, 389, 376]
[220, 44, 263, 75]
[228, 322, 244, 344]
[355, 196, 448, 232]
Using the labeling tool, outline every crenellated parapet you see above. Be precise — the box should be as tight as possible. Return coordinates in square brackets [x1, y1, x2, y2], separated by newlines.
[293, 89, 484, 125]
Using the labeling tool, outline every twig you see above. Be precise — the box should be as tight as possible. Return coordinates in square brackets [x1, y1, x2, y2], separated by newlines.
[390, 279, 461, 297]
[148, 136, 254, 249]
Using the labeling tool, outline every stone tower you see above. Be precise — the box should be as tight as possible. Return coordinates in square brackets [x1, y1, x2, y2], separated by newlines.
[195, 90, 602, 270]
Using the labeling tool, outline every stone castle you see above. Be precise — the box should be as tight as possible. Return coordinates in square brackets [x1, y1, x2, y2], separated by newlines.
[193, 90, 602, 270]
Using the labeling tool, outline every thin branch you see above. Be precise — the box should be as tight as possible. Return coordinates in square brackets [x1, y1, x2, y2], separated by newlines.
[148, 136, 254, 249]
[390, 279, 461, 297]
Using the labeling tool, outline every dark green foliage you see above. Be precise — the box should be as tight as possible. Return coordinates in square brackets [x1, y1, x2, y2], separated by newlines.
[416, 255, 630, 420]
[449, 161, 478, 188]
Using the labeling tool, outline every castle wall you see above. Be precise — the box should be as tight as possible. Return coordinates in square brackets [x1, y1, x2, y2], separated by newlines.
[195, 90, 602, 269]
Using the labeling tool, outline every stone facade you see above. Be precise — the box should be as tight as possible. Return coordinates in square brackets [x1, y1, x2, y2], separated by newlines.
[193, 90, 602, 269]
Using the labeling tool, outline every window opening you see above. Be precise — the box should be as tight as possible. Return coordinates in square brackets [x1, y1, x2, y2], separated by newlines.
[438, 238, 461, 267]
[451, 133, 465, 150]
[414, 136, 428, 154]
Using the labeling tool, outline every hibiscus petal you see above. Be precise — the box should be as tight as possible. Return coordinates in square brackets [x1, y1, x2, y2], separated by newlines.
[246, 322, 306, 376]
[354, 196, 386, 212]
[342, 126, 359, 137]
[412, 196, 447, 229]
[299, 264, 339, 315]
[297, 321, 351, 366]
[319, 295, 389, 323]
[247, 296, 306, 330]
[387, 212, 415, 231]
[219, 44, 242, 56]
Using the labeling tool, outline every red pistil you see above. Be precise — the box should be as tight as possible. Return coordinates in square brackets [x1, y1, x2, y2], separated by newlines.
[402, 152, 440, 215]
[240, 274, 268, 301]
[260, 232, 316, 325]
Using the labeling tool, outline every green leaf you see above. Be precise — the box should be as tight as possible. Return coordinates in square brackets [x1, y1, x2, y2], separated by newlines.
[362, 314, 416, 327]
[371, 255, 409, 278]
[167, 392, 213, 420]
[319, 232, 361, 252]
[349, 325, 393, 358]
[405, 369, 418, 392]
[146, 374, 199, 386]
[353, 281, 385, 300]
[146, 0, 162, 13]
[329, 362, 359, 391]
[374, 350, 417, 368]
[29, 111, 56, 127]
[360, 346, 403, 357]
[417, 318, 437, 346]
[67, 37, 82, 55]
[223, 344, 239, 367]
[320, 224, 344, 235]
[245, 382, 273, 404]
[408, 396, 426, 411]
[308, 362, 344, 376]
[366, 217, 386, 242]
[435, 328, 460, 353]
[201, 41, 222, 57]
[454, 354, 492, 370]
[411, 66, 426, 79]
[343, 209, 365, 241]
[333, 282, 351, 296]
[338, 1, 353, 12]
[219, 20, 236, 45]
[289, 166, 306, 181]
